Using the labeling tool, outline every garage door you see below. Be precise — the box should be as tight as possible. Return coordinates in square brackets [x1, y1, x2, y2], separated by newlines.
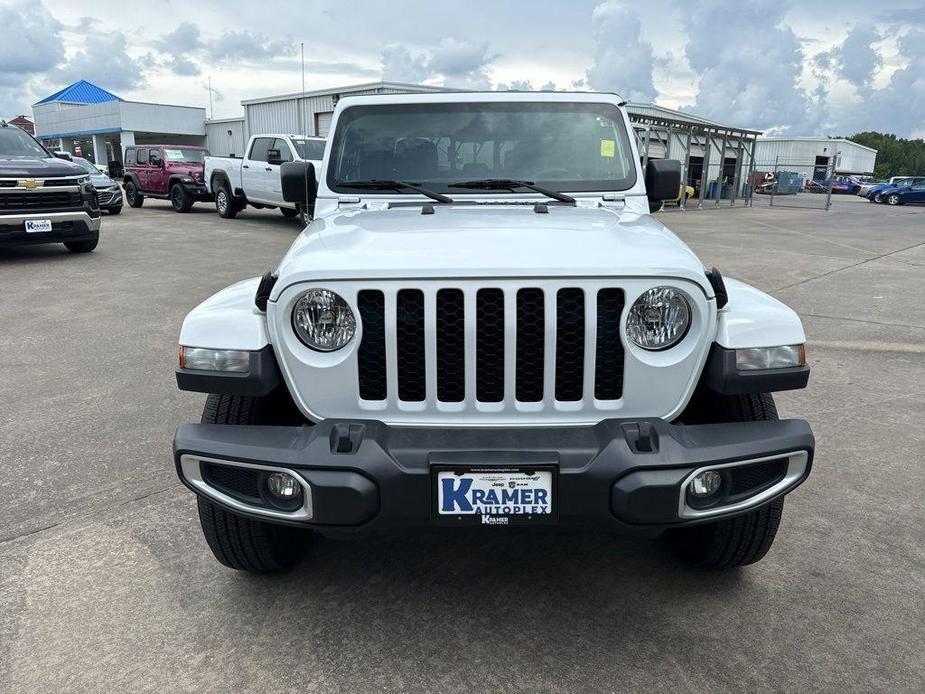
[315, 112, 334, 137]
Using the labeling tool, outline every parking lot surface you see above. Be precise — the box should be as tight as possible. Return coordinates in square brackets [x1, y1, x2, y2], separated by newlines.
[1, 197, 923, 693]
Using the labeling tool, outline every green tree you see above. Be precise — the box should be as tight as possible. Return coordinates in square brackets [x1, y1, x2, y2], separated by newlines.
[845, 132, 925, 179]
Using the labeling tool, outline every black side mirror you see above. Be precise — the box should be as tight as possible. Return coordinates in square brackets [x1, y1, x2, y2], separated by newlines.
[54, 151, 72, 161]
[267, 148, 283, 166]
[281, 161, 317, 207]
[645, 159, 682, 203]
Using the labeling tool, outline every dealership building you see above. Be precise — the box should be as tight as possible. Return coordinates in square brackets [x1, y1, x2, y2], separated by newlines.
[32, 80, 206, 169]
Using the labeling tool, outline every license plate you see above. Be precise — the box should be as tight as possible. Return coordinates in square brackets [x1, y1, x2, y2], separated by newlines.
[434, 466, 556, 525]
[25, 219, 52, 233]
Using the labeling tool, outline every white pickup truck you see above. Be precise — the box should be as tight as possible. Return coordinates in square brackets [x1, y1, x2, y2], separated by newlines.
[204, 134, 324, 220]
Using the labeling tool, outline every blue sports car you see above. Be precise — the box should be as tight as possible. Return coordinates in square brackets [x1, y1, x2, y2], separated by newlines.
[877, 178, 925, 206]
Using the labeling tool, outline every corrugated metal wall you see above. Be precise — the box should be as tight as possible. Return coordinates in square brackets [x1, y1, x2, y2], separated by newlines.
[755, 139, 876, 176]
[242, 86, 430, 139]
[205, 118, 246, 157]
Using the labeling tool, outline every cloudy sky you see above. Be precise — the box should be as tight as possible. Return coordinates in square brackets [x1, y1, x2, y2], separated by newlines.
[2, 0, 924, 137]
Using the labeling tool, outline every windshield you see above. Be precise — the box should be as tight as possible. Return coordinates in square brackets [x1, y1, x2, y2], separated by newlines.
[292, 139, 325, 160]
[0, 127, 50, 159]
[73, 157, 101, 174]
[327, 101, 637, 194]
[162, 148, 207, 163]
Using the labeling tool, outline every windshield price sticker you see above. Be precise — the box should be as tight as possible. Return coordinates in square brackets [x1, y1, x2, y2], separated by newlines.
[600, 139, 616, 158]
[164, 149, 185, 160]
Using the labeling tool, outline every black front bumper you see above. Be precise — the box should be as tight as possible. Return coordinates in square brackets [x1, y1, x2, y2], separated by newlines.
[183, 183, 212, 201]
[0, 210, 100, 247]
[174, 417, 814, 533]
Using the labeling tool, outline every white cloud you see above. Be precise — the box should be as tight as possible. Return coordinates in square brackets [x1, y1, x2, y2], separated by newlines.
[677, 0, 815, 133]
[585, 1, 657, 102]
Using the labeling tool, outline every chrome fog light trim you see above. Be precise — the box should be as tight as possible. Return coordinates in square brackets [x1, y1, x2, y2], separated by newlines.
[678, 452, 809, 520]
[735, 344, 806, 371]
[179, 454, 314, 521]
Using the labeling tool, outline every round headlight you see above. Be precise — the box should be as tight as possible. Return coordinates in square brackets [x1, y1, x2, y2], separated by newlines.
[626, 286, 692, 350]
[292, 289, 356, 351]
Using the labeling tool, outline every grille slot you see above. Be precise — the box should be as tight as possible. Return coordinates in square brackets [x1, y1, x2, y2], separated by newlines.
[357, 290, 387, 400]
[436, 289, 465, 402]
[516, 288, 546, 402]
[595, 288, 626, 400]
[555, 288, 585, 401]
[476, 289, 505, 402]
[396, 289, 426, 401]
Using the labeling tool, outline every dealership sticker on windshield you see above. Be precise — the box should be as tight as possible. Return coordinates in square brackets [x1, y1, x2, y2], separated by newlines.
[25, 219, 52, 233]
[600, 139, 615, 157]
[164, 149, 185, 160]
[435, 467, 555, 525]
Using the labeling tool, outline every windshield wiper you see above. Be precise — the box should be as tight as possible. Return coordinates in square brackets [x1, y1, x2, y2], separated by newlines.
[334, 179, 453, 204]
[448, 178, 576, 204]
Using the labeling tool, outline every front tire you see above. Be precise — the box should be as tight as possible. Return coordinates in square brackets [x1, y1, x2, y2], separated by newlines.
[665, 392, 787, 569]
[125, 181, 143, 208]
[170, 183, 193, 213]
[196, 392, 311, 572]
[108, 206, 122, 215]
[886, 193, 902, 206]
[280, 207, 299, 218]
[64, 232, 99, 253]
[215, 182, 239, 219]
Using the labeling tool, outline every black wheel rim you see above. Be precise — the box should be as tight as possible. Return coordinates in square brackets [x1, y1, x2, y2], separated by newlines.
[172, 188, 182, 208]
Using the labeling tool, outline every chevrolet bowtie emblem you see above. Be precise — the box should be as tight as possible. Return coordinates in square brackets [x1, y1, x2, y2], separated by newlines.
[19, 179, 40, 189]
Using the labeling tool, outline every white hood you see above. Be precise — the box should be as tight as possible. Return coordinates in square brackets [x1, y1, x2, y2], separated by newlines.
[272, 204, 713, 299]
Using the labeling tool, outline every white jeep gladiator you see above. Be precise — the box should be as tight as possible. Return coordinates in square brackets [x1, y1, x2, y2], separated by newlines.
[174, 92, 814, 573]
[204, 134, 324, 220]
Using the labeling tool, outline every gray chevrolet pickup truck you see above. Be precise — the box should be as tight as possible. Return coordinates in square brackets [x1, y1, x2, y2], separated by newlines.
[0, 122, 101, 253]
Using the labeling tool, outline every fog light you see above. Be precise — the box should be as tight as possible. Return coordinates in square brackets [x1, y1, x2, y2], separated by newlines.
[690, 470, 723, 497]
[267, 472, 301, 499]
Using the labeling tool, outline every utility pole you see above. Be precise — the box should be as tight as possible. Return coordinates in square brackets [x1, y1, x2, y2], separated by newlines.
[208, 75, 214, 120]
[300, 42, 306, 137]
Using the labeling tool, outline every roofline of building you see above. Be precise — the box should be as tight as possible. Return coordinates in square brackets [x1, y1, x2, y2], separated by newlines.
[205, 116, 246, 124]
[34, 97, 205, 111]
[240, 81, 461, 105]
[757, 137, 878, 153]
[36, 127, 124, 139]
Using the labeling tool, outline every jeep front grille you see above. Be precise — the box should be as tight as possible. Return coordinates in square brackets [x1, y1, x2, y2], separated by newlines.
[356, 286, 625, 405]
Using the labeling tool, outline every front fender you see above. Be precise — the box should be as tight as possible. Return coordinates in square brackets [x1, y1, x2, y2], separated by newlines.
[714, 278, 805, 349]
[179, 278, 269, 351]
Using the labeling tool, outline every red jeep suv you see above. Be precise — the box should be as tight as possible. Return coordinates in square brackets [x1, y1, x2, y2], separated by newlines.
[123, 145, 212, 212]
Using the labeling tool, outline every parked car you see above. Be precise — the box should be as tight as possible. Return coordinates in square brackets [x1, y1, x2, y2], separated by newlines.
[866, 177, 925, 203]
[877, 178, 925, 206]
[204, 134, 325, 220]
[72, 156, 122, 214]
[122, 145, 211, 212]
[0, 121, 100, 252]
[172, 92, 814, 575]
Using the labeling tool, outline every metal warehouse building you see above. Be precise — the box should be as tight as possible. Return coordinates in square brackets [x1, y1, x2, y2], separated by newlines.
[754, 137, 877, 181]
[209, 81, 762, 207]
